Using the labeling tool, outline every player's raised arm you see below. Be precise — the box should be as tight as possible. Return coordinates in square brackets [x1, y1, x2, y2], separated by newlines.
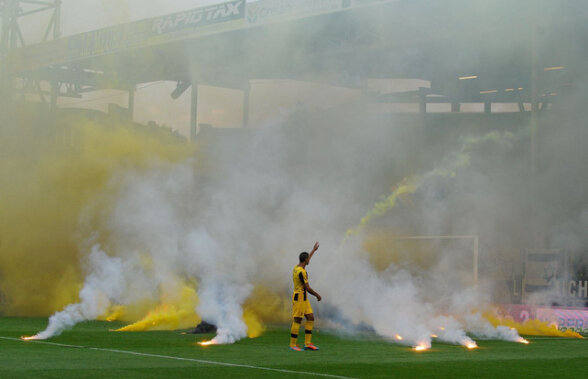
[308, 241, 319, 261]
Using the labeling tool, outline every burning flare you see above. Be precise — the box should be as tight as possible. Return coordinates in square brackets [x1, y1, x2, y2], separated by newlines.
[20, 336, 39, 341]
[516, 337, 530, 344]
[461, 336, 478, 349]
[465, 341, 478, 349]
[413, 343, 429, 351]
[198, 339, 216, 346]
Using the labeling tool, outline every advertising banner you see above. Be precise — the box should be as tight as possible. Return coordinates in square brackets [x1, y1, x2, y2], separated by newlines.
[151, 0, 245, 35]
[496, 304, 588, 334]
[246, 0, 342, 25]
[496, 304, 536, 323]
[553, 279, 588, 301]
[345, 0, 399, 8]
[537, 307, 588, 334]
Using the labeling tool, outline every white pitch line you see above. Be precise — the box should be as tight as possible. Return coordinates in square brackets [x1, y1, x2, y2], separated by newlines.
[0, 336, 358, 379]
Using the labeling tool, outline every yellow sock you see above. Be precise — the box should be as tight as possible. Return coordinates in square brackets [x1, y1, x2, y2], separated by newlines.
[290, 321, 301, 347]
[304, 320, 314, 346]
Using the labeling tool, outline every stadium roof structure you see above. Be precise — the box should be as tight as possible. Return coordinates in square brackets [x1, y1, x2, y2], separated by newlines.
[2, 0, 587, 112]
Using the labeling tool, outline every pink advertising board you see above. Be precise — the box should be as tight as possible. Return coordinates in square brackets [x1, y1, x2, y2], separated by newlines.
[497, 304, 588, 334]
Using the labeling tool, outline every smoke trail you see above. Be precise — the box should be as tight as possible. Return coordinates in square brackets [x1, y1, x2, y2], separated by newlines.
[27, 245, 150, 339]
[350, 130, 519, 235]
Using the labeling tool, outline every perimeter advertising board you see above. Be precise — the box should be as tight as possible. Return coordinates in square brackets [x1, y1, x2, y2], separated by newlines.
[536, 307, 588, 335]
[497, 304, 588, 335]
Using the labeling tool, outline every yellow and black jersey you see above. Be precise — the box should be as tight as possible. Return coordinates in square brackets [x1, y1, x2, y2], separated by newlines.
[292, 265, 308, 294]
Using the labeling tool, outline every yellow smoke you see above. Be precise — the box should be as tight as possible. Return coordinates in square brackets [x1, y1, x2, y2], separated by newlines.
[347, 176, 418, 236]
[240, 285, 297, 338]
[110, 284, 287, 338]
[484, 312, 583, 338]
[243, 307, 265, 338]
[115, 284, 201, 332]
[0, 107, 193, 316]
[243, 285, 291, 324]
[348, 130, 517, 236]
[0, 106, 284, 340]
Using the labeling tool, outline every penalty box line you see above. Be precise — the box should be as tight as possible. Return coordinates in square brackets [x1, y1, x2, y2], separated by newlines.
[0, 336, 357, 379]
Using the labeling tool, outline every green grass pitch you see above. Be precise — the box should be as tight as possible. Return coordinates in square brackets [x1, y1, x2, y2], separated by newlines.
[0, 317, 586, 378]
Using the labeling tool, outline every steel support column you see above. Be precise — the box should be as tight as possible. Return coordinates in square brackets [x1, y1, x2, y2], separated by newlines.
[242, 81, 250, 128]
[190, 83, 198, 140]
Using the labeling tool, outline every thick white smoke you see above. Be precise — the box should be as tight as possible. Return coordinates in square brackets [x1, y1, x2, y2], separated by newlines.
[16, 0, 587, 348]
[30, 151, 299, 342]
[315, 236, 524, 349]
[465, 313, 525, 342]
[308, 128, 528, 349]
[28, 245, 153, 339]
[29, 122, 532, 348]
